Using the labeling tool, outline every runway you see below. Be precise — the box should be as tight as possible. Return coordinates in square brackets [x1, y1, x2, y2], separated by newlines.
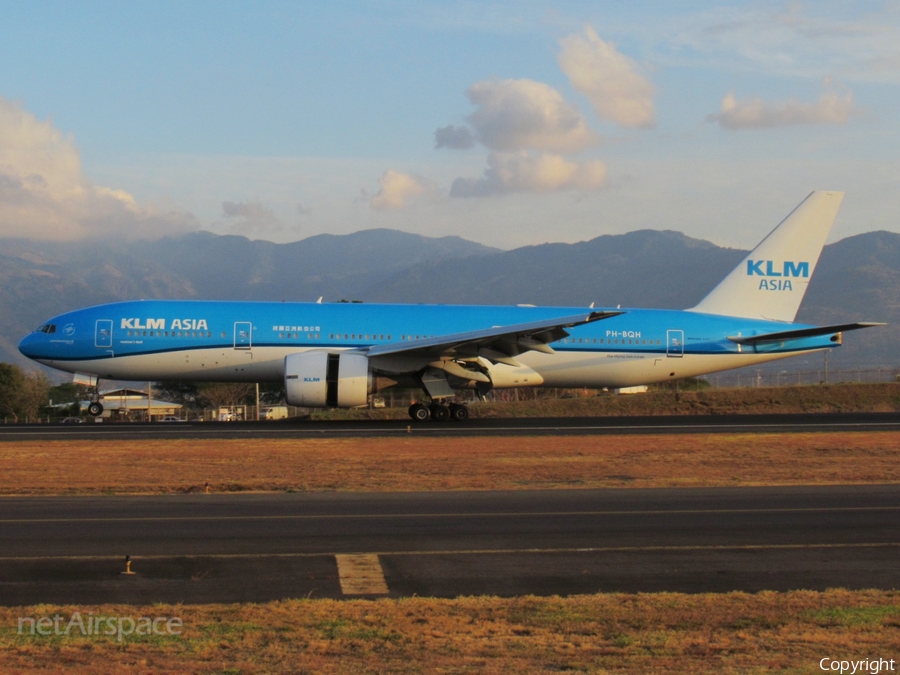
[1, 485, 897, 605]
[2, 411, 900, 440]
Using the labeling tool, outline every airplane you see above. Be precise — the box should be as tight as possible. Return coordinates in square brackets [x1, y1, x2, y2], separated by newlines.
[18, 191, 882, 422]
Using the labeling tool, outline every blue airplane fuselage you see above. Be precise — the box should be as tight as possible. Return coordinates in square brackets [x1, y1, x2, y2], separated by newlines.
[18, 299, 835, 388]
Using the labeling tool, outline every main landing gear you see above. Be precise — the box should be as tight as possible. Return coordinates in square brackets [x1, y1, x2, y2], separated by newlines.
[408, 401, 469, 422]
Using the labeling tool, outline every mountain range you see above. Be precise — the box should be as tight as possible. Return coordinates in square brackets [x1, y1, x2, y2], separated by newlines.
[1, 227, 897, 372]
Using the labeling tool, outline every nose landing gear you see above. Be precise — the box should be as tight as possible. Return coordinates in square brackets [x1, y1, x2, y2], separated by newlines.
[85, 380, 104, 417]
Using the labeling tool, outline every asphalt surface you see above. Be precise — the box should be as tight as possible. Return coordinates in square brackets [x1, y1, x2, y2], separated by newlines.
[2, 411, 900, 440]
[1, 485, 897, 605]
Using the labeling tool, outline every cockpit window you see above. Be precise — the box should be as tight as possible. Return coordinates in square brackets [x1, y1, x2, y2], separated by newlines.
[35, 324, 56, 334]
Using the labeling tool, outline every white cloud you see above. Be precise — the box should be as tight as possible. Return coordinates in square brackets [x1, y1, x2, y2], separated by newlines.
[0, 97, 196, 240]
[707, 85, 858, 130]
[558, 25, 655, 129]
[465, 78, 599, 153]
[370, 170, 432, 210]
[450, 151, 607, 198]
[437, 76, 610, 199]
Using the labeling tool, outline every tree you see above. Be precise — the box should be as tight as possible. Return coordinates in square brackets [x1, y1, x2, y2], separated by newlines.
[18, 371, 50, 421]
[0, 363, 50, 422]
[197, 382, 256, 410]
[48, 382, 90, 406]
[259, 382, 285, 405]
[0, 363, 25, 422]
[152, 382, 202, 409]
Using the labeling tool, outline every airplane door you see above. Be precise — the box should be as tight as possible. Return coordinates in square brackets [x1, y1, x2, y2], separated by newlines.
[234, 322, 252, 350]
[95, 320, 113, 349]
[666, 329, 684, 358]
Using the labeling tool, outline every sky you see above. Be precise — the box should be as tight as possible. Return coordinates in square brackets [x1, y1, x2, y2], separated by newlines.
[0, 0, 899, 250]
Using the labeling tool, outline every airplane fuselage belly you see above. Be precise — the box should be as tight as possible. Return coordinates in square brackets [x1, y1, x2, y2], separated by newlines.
[39, 345, 822, 389]
[517, 349, 823, 388]
[38, 347, 303, 383]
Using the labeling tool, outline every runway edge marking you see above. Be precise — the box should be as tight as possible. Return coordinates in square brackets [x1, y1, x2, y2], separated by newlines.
[2, 542, 898, 562]
[335, 553, 390, 595]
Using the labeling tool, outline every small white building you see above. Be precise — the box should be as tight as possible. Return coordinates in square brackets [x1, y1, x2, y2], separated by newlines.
[615, 386, 649, 395]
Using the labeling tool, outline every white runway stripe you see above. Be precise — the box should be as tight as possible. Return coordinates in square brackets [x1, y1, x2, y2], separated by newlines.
[335, 553, 389, 595]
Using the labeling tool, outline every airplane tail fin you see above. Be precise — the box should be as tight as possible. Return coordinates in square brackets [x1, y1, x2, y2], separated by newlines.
[688, 191, 844, 322]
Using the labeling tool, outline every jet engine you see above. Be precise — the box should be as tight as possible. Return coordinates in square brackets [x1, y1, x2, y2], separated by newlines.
[284, 351, 371, 408]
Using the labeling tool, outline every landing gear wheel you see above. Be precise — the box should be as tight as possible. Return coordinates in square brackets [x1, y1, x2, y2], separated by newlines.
[87, 402, 104, 417]
[448, 403, 469, 422]
[409, 403, 430, 422]
[429, 403, 451, 422]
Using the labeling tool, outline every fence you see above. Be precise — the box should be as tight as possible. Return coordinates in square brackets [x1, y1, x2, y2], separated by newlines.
[705, 368, 899, 389]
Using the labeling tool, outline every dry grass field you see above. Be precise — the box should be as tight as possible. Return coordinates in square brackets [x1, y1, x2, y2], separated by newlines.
[0, 431, 897, 495]
[2, 417, 897, 672]
[3, 589, 898, 674]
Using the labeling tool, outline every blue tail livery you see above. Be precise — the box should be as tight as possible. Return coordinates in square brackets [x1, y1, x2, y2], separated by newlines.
[18, 191, 883, 421]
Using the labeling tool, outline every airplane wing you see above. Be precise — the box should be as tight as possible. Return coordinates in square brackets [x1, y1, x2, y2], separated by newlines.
[727, 322, 884, 345]
[361, 310, 623, 368]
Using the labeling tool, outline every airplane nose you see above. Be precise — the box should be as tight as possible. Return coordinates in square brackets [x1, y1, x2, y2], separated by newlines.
[18, 333, 42, 360]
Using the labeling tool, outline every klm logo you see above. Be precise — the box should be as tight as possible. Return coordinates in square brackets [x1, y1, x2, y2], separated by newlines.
[120, 318, 209, 330]
[746, 260, 809, 278]
[303, 377, 321, 383]
[747, 260, 809, 291]
[121, 318, 165, 330]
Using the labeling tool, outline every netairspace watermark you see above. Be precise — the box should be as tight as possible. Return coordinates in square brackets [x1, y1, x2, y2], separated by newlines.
[820, 658, 897, 674]
[18, 612, 182, 643]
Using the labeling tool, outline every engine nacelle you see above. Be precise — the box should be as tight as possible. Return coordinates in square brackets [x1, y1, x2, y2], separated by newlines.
[284, 351, 371, 408]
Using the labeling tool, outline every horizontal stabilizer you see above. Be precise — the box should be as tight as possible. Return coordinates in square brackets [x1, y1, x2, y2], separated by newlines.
[727, 322, 884, 345]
